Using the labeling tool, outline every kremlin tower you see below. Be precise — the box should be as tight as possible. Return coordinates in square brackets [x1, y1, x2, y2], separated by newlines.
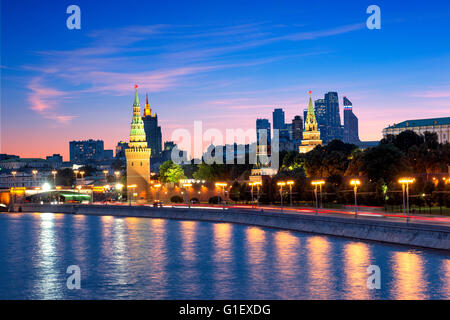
[299, 91, 322, 153]
[125, 85, 151, 201]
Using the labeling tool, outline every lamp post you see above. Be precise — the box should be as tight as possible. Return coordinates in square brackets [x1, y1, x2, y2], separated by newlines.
[51, 170, 57, 186]
[154, 184, 161, 201]
[115, 183, 123, 202]
[11, 171, 17, 188]
[182, 183, 192, 208]
[311, 180, 325, 215]
[254, 181, 261, 207]
[287, 180, 294, 207]
[249, 182, 255, 207]
[215, 183, 227, 209]
[399, 178, 415, 223]
[103, 170, 108, 183]
[80, 171, 85, 184]
[277, 182, 286, 212]
[127, 184, 137, 206]
[114, 171, 121, 182]
[32, 170, 38, 188]
[350, 179, 361, 218]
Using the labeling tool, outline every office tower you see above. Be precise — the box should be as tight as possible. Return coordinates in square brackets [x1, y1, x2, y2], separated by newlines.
[343, 97, 360, 144]
[273, 108, 286, 131]
[142, 94, 162, 159]
[125, 86, 151, 201]
[69, 139, 104, 164]
[299, 91, 322, 153]
[256, 118, 271, 146]
[292, 115, 303, 141]
[314, 92, 344, 143]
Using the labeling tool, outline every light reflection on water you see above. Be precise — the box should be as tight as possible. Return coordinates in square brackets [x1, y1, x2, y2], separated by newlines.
[0, 212, 448, 300]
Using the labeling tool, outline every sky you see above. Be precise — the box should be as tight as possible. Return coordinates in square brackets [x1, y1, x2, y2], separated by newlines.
[1, 0, 450, 160]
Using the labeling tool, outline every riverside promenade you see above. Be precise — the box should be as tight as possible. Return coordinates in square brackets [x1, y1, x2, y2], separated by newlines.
[12, 202, 450, 251]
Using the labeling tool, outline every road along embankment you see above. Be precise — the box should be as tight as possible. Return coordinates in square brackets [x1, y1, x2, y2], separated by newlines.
[12, 203, 450, 251]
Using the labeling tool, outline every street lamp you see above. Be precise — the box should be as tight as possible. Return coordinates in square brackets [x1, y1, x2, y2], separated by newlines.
[32, 170, 38, 187]
[350, 179, 361, 218]
[154, 184, 162, 201]
[114, 171, 121, 182]
[182, 183, 192, 208]
[103, 170, 109, 183]
[51, 170, 57, 186]
[215, 182, 227, 209]
[11, 171, 17, 188]
[311, 180, 325, 215]
[277, 182, 286, 212]
[287, 180, 294, 207]
[80, 171, 85, 183]
[127, 184, 137, 206]
[399, 177, 415, 223]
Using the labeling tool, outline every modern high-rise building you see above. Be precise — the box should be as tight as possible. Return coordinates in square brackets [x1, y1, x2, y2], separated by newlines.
[292, 115, 303, 141]
[313, 92, 343, 143]
[343, 97, 360, 144]
[142, 94, 162, 159]
[299, 91, 322, 153]
[256, 118, 271, 146]
[69, 139, 104, 164]
[273, 108, 286, 131]
[115, 141, 128, 160]
[125, 86, 151, 201]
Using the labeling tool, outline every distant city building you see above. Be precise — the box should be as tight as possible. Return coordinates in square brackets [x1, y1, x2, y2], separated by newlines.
[314, 92, 343, 143]
[299, 91, 322, 153]
[0, 158, 51, 170]
[115, 141, 128, 160]
[0, 154, 19, 161]
[69, 139, 105, 164]
[292, 115, 303, 141]
[272, 108, 286, 131]
[0, 171, 47, 188]
[104, 150, 114, 161]
[142, 94, 162, 159]
[256, 118, 271, 146]
[383, 117, 450, 144]
[46, 154, 63, 168]
[125, 86, 151, 201]
[343, 97, 360, 144]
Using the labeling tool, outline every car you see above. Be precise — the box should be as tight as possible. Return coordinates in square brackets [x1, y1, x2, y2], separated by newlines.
[152, 200, 163, 208]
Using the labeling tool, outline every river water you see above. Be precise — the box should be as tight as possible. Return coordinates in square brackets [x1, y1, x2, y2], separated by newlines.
[0, 212, 448, 299]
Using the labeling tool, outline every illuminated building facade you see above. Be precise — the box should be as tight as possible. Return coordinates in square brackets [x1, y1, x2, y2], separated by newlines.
[142, 94, 162, 159]
[125, 86, 151, 201]
[383, 117, 450, 144]
[299, 91, 322, 153]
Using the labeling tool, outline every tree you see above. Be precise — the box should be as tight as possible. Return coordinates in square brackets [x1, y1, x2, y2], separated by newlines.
[160, 160, 186, 183]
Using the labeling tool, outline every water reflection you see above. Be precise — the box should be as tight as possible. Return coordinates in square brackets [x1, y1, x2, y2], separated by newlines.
[391, 251, 429, 300]
[306, 236, 333, 299]
[273, 231, 301, 299]
[33, 213, 61, 299]
[246, 227, 268, 296]
[343, 242, 371, 299]
[0, 213, 449, 299]
[213, 223, 233, 298]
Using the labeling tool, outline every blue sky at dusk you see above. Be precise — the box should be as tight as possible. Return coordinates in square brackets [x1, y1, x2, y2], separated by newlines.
[1, 0, 450, 160]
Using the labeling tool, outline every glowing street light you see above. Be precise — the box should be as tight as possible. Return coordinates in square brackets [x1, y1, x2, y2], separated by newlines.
[42, 182, 51, 192]
[350, 179, 361, 218]
[11, 171, 17, 188]
[287, 180, 294, 207]
[32, 170, 38, 187]
[114, 171, 121, 182]
[277, 182, 286, 212]
[51, 170, 57, 186]
[154, 183, 162, 201]
[215, 182, 227, 209]
[127, 184, 137, 206]
[182, 183, 193, 208]
[103, 170, 109, 183]
[311, 180, 325, 215]
[249, 181, 262, 208]
[399, 177, 415, 222]
[80, 171, 85, 183]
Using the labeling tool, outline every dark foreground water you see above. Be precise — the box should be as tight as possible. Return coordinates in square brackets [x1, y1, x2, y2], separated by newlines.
[0, 212, 448, 299]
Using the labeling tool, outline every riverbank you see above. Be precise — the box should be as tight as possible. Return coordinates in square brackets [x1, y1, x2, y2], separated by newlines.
[12, 203, 450, 251]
